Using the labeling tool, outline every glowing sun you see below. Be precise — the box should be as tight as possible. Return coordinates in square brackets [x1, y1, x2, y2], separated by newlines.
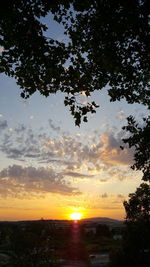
[69, 212, 82, 220]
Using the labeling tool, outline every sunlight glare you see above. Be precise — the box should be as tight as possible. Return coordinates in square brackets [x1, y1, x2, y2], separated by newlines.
[69, 212, 82, 220]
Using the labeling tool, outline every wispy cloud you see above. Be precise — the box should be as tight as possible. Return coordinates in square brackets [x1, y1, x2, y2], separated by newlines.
[64, 171, 94, 179]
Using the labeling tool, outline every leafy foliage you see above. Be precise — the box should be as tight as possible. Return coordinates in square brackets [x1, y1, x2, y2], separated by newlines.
[109, 183, 150, 267]
[122, 116, 150, 181]
[0, 0, 149, 125]
[122, 183, 150, 266]
[124, 183, 150, 222]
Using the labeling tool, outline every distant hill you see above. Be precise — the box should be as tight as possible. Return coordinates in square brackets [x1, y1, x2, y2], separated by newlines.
[82, 217, 124, 226]
[0, 217, 124, 226]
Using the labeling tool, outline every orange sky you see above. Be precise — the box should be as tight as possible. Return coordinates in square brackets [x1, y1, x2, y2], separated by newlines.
[0, 174, 141, 221]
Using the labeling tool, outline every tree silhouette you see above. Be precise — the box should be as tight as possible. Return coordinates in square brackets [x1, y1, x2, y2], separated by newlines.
[124, 183, 150, 222]
[0, 0, 149, 125]
[122, 116, 150, 181]
[109, 183, 150, 267]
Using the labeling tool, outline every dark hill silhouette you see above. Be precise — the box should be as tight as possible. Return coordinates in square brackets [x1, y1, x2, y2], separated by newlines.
[82, 217, 123, 225]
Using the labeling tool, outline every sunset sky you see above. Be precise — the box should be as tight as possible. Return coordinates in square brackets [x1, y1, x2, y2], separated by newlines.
[0, 16, 148, 221]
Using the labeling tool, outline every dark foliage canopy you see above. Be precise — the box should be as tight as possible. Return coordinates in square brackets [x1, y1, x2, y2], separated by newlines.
[0, 0, 149, 125]
[109, 182, 150, 267]
[124, 183, 150, 222]
[109, 183, 150, 267]
[122, 116, 150, 181]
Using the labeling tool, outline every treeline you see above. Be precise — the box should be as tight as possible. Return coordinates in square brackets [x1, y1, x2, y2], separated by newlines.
[0, 220, 71, 267]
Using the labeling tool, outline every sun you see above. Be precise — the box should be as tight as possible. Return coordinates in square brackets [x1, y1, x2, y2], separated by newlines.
[69, 212, 82, 221]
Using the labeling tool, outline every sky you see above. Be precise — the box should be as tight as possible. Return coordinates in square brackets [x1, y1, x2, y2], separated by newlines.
[0, 15, 148, 221]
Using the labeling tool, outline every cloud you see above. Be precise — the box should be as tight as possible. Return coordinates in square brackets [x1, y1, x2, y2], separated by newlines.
[0, 206, 37, 211]
[98, 134, 134, 166]
[49, 119, 61, 133]
[0, 119, 135, 183]
[0, 165, 80, 198]
[101, 193, 108, 198]
[14, 124, 26, 134]
[64, 171, 94, 179]
[117, 194, 125, 199]
[116, 110, 126, 120]
[0, 128, 42, 160]
[29, 115, 34, 120]
[107, 167, 131, 181]
[99, 179, 107, 183]
[0, 120, 8, 130]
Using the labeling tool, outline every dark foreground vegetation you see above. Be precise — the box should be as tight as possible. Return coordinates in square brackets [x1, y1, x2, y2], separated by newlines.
[0, 219, 72, 266]
[0, 213, 149, 267]
[0, 215, 149, 267]
[0, 218, 122, 267]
